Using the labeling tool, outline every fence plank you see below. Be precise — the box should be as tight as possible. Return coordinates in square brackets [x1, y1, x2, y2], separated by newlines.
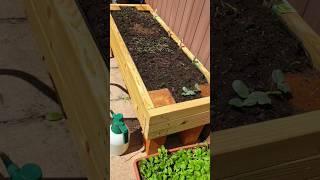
[197, 25, 210, 70]
[168, 0, 180, 28]
[173, 0, 187, 35]
[190, 0, 210, 55]
[303, 0, 320, 35]
[184, 0, 206, 48]
[178, 0, 195, 40]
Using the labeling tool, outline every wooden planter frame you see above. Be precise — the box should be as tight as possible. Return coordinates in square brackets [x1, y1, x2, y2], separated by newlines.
[213, 2, 320, 179]
[24, 0, 108, 179]
[110, 4, 210, 140]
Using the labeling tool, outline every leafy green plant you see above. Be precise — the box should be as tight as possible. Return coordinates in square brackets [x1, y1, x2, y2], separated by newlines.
[181, 83, 201, 96]
[229, 70, 290, 107]
[138, 145, 210, 180]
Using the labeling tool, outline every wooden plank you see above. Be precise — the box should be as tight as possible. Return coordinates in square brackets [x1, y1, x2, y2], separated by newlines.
[190, 0, 210, 56]
[183, 0, 205, 48]
[280, 12, 320, 70]
[25, 0, 108, 179]
[173, 0, 187, 36]
[213, 110, 320, 179]
[302, 0, 320, 35]
[178, 0, 194, 39]
[168, 0, 180, 28]
[226, 154, 320, 180]
[163, 0, 170, 23]
[197, 25, 210, 69]
[110, 15, 154, 136]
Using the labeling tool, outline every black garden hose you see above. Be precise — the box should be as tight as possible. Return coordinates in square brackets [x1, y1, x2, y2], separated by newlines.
[0, 69, 59, 104]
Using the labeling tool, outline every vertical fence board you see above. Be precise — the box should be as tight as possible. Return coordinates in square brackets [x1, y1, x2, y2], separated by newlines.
[303, 0, 320, 35]
[197, 25, 210, 67]
[190, 0, 210, 55]
[173, 0, 187, 34]
[163, 0, 171, 23]
[178, 0, 195, 40]
[184, 0, 205, 48]
[168, 0, 180, 28]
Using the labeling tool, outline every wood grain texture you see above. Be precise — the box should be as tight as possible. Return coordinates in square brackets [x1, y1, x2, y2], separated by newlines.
[25, 0, 108, 179]
[213, 110, 320, 179]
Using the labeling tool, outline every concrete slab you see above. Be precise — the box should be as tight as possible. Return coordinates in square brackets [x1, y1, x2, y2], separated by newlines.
[0, 2, 84, 177]
[0, 0, 25, 18]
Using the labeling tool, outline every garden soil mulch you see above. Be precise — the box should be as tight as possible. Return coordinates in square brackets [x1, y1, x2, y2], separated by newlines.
[213, 0, 320, 131]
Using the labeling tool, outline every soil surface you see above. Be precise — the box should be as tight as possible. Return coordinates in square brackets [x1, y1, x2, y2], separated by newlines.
[112, 7, 207, 103]
[212, 0, 318, 131]
[77, 0, 108, 64]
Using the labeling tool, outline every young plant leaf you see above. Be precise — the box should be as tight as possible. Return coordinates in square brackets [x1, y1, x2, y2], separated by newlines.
[272, 69, 285, 84]
[194, 83, 201, 91]
[232, 80, 250, 98]
[46, 112, 63, 121]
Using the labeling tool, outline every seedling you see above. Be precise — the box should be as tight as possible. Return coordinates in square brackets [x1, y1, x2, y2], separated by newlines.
[138, 145, 210, 179]
[181, 83, 201, 96]
[229, 69, 290, 107]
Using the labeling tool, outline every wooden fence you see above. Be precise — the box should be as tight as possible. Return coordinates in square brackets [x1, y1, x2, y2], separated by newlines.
[288, 0, 320, 35]
[145, 0, 210, 71]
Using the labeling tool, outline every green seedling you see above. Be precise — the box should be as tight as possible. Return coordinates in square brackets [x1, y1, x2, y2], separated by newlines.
[46, 112, 64, 121]
[181, 83, 201, 96]
[229, 69, 290, 107]
[139, 145, 210, 180]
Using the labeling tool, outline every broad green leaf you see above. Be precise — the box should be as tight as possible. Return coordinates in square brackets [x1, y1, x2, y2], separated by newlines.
[182, 87, 188, 92]
[232, 80, 250, 98]
[272, 69, 285, 84]
[194, 83, 201, 91]
[242, 94, 258, 106]
[46, 112, 63, 121]
[267, 91, 282, 95]
[229, 98, 243, 107]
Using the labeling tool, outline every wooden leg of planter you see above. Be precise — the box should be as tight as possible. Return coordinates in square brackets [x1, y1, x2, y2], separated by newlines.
[178, 125, 204, 145]
[144, 88, 175, 155]
[144, 136, 167, 155]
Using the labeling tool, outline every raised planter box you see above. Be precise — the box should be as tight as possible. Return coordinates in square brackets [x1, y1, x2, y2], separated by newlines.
[133, 143, 210, 180]
[24, 0, 108, 179]
[213, 1, 320, 179]
[110, 4, 210, 140]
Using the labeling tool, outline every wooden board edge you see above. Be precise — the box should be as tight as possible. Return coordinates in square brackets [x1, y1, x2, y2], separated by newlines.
[110, 15, 154, 109]
[213, 110, 320, 178]
[280, 11, 320, 70]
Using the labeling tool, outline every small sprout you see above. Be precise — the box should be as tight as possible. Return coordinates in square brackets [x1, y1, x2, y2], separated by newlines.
[272, 69, 291, 93]
[46, 112, 64, 121]
[232, 80, 249, 98]
[229, 69, 291, 108]
[181, 84, 201, 96]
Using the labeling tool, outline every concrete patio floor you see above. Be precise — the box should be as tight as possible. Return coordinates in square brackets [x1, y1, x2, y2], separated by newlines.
[0, 0, 84, 178]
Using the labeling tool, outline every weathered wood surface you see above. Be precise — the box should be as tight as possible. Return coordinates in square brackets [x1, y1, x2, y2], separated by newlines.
[110, 4, 210, 140]
[24, 0, 108, 179]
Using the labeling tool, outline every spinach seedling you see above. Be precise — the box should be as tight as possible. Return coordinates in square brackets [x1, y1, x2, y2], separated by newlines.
[229, 69, 290, 107]
[181, 83, 201, 96]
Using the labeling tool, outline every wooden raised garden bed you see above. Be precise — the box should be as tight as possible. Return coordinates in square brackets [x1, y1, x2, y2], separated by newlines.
[24, 0, 108, 179]
[110, 4, 210, 152]
[213, 0, 320, 179]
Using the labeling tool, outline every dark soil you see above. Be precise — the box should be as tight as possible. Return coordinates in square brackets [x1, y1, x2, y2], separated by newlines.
[212, 0, 315, 131]
[112, 7, 207, 103]
[76, 0, 108, 65]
